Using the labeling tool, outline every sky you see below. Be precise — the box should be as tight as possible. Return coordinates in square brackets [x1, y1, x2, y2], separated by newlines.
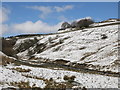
[1, 2, 118, 37]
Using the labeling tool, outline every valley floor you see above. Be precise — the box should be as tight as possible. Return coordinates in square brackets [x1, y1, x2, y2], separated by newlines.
[0, 62, 119, 89]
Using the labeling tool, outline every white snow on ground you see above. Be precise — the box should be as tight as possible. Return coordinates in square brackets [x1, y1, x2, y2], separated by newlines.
[6, 65, 118, 88]
[36, 25, 118, 61]
[36, 25, 118, 72]
[15, 24, 119, 72]
[0, 65, 46, 89]
[90, 21, 120, 27]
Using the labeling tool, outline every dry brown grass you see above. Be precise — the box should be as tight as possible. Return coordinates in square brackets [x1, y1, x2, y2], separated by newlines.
[9, 81, 31, 88]
[12, 68, 31, 72]
[22, 74, 47, 82]
[1, 55, 15, 65]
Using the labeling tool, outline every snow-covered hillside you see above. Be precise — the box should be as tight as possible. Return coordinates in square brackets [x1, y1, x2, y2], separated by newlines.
[14, 23, 119, 73]
[0, 64, 118, 88]
[1, 20, 119, 89]
[0, 66, 46, 89]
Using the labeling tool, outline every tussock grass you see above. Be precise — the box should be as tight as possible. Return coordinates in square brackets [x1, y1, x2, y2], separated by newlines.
[12, 67, 31, 72]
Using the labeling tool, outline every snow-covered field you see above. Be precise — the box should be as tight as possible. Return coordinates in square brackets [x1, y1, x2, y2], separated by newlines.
[0, 65, 46, 89]
[0, 64, 118, 88]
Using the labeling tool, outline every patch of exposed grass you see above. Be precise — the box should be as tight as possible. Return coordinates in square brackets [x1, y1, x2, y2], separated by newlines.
[9, 81, 31, 88]
[1, 55, 15, 66]
[12, 67, 31, 72]
[22, 74, 48, 83]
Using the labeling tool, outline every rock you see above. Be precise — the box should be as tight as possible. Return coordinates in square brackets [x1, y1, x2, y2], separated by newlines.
[61, 22, 71, 30]
[71, 21, 77, 28]
[76, 18, 94, 28]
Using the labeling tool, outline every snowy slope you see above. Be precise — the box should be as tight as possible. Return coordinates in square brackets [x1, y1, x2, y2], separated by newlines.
[5, 65, 118, 88]
[0, 66, 46, 88]
[14, 23, 119, 73]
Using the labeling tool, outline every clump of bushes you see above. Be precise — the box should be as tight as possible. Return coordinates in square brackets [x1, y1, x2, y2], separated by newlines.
[44, 78, 67, 89]
[63, 75, 76, 83]
[10, 81, 31, 88]
[44, 77, 83, 89]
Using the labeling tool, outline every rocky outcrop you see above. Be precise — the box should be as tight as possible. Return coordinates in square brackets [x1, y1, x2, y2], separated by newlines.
[71, 21, 77, 28]
[76, 18, 94, 28]
[58, 17, 94, 31]
[59, 22, 71, 30]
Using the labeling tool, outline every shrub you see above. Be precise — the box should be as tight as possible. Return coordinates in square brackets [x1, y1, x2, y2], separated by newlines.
[82, 86, 87, 90]
[10, 81, 31, 88]
[70, 76, 76, 81]
[63, 75, 76, 82]
[63, 75, 69, 81]
[101, 34, 108, 39]
[49, 78, 53, 82]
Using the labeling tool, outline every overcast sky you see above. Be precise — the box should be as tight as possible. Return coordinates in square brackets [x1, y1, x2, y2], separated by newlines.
[1, 2, 118, 37]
